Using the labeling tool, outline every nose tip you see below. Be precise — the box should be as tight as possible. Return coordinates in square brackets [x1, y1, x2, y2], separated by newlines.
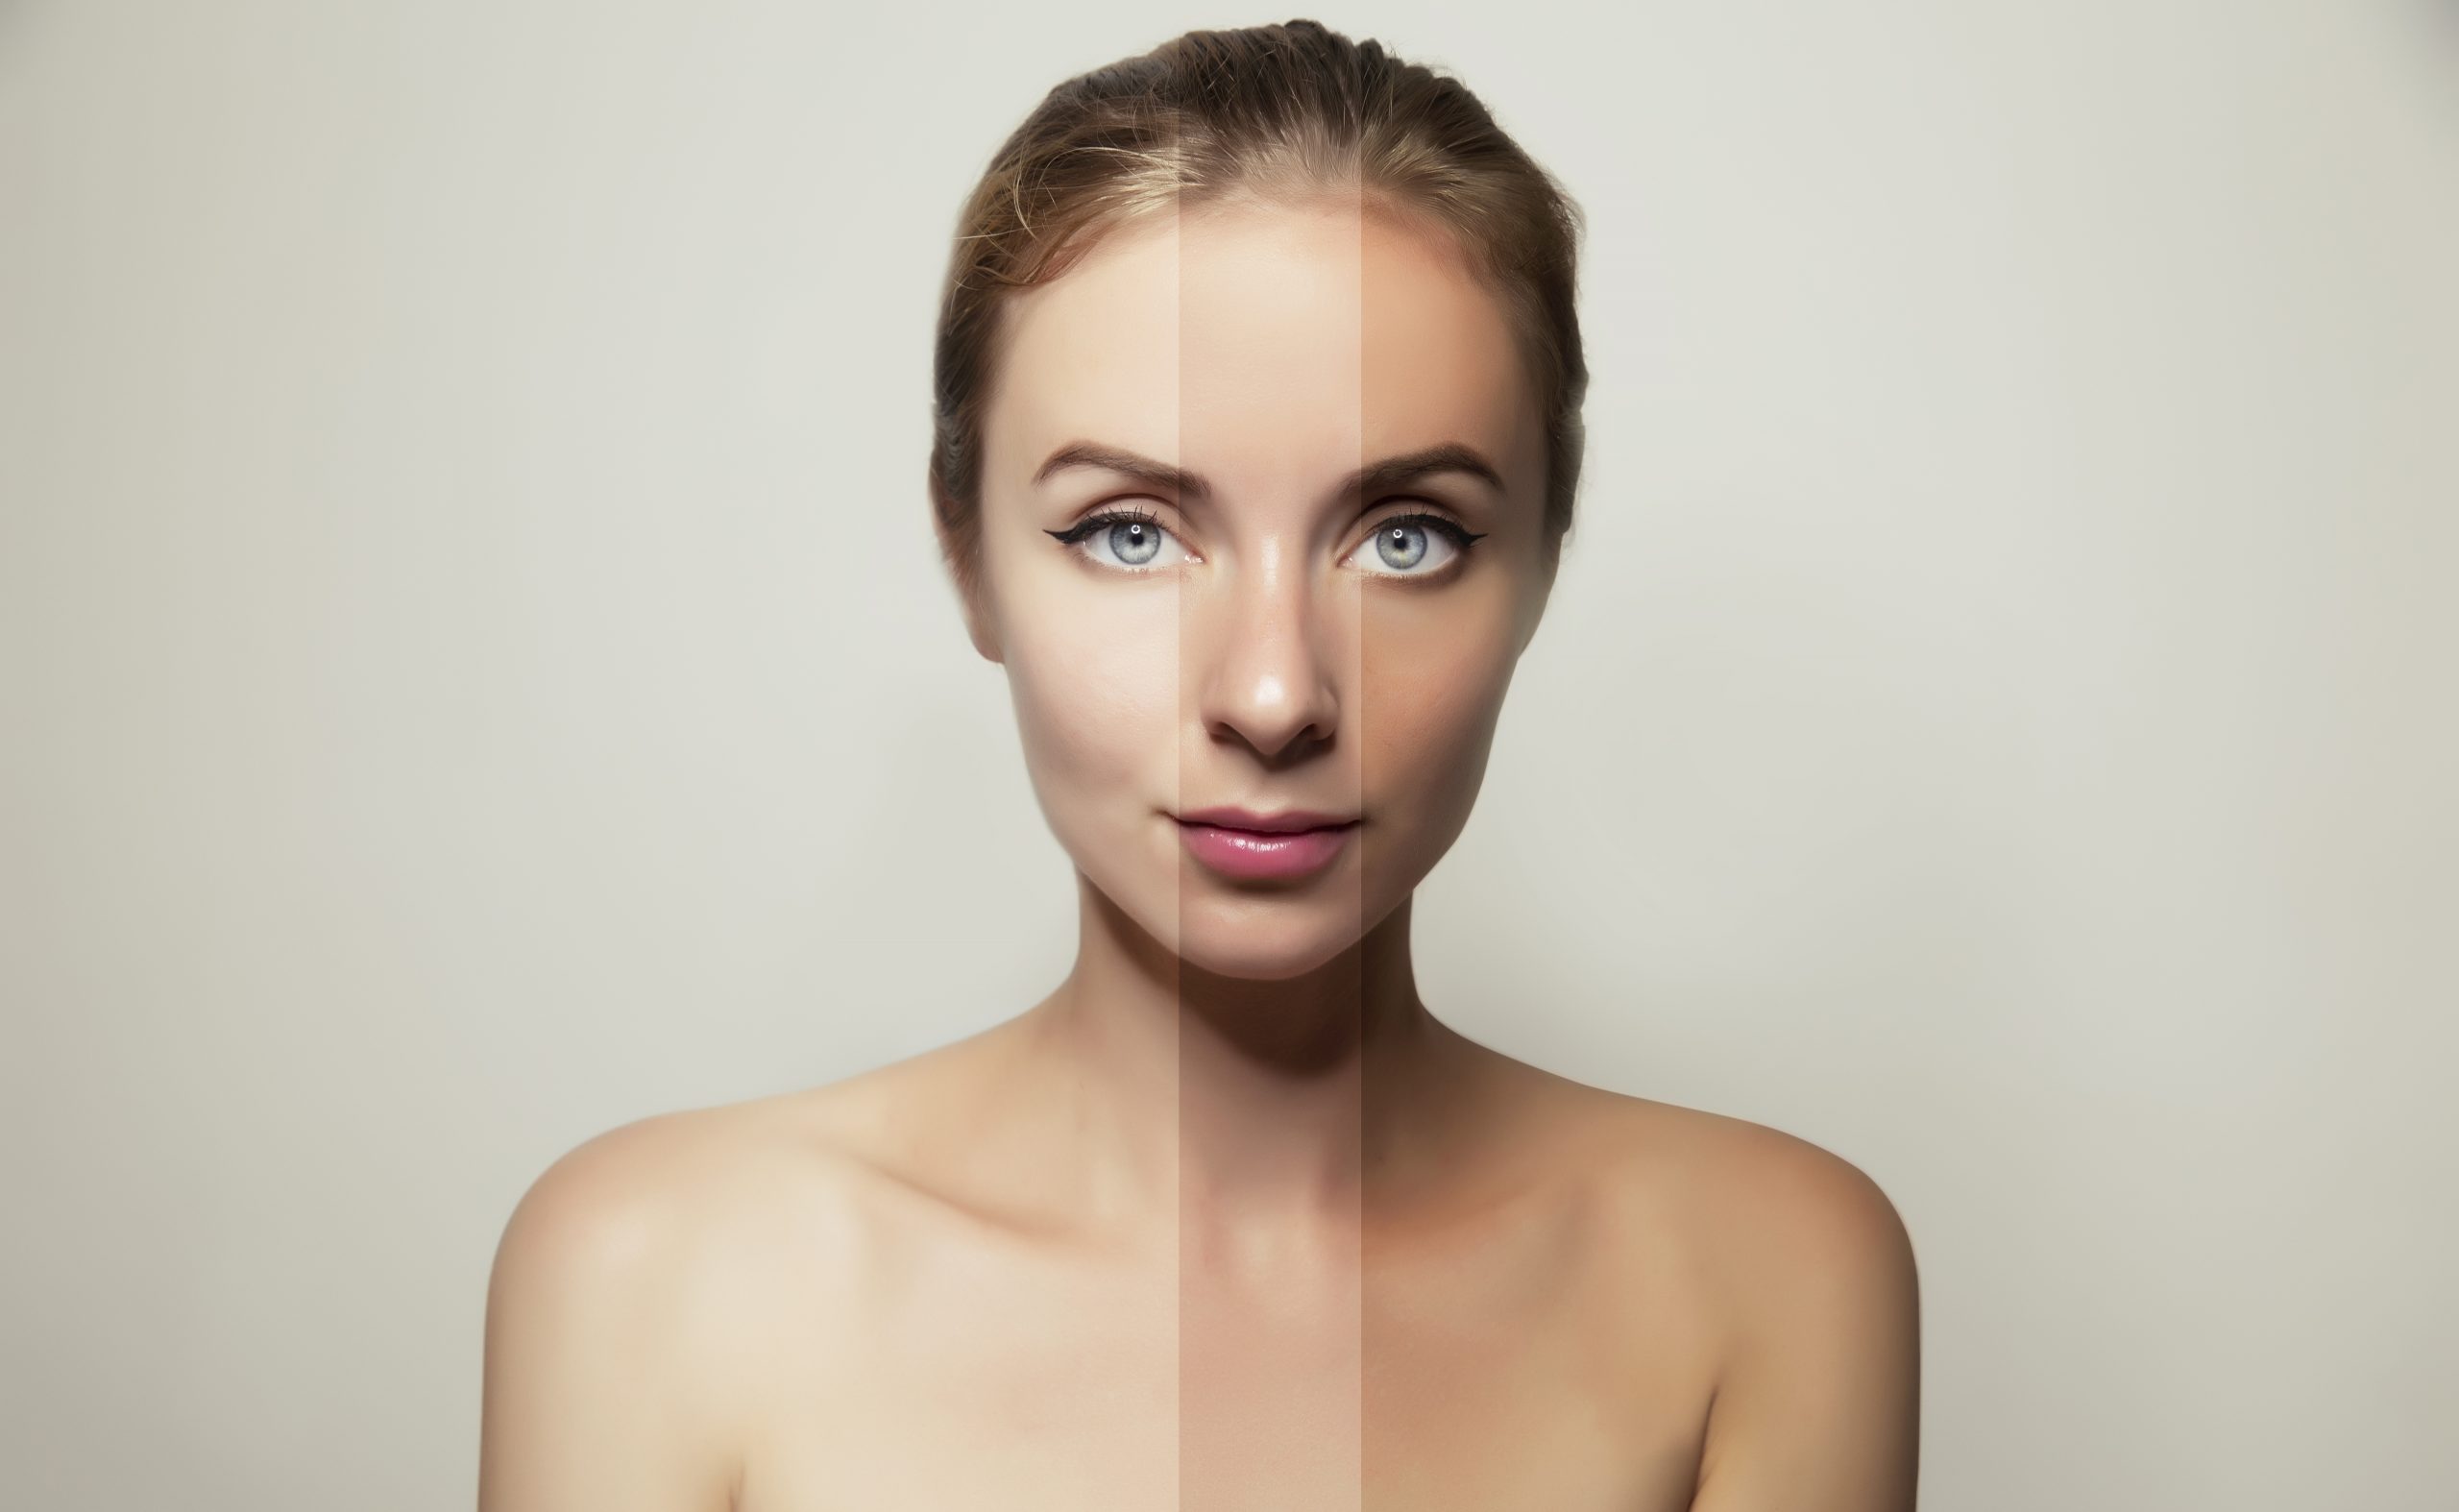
[1210, 667, 1332, 760]
[1191, 566, 1342, 762]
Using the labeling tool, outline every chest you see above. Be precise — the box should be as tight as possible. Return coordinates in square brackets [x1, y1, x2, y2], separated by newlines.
[734, 1224, 1713, 1511]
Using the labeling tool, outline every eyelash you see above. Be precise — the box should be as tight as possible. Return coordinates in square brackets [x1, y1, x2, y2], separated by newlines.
[1047, 505, 1486, 575]
[1047, 504, 1170, 552]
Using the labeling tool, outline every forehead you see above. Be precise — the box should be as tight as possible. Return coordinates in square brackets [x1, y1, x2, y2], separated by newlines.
[982, 198, 1543, 500]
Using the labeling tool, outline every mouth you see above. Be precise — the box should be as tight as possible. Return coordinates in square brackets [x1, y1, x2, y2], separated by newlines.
[1171, 808, 1361, 882]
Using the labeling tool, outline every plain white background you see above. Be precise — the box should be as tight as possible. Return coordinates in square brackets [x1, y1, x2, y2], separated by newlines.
[3, 1, 2453, 1506]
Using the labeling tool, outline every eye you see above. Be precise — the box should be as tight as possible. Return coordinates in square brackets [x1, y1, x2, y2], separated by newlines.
[1045, 505, 1195, 574]
[1346, 510, 1487, 580]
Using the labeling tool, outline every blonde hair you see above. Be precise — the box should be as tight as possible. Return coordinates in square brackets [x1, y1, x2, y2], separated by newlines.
[928, 18, 1588, 600]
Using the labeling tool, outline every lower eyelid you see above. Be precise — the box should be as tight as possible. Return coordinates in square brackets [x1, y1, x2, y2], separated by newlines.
[1059, 515, 1474, 572]
[1059, 512, 1193, 572]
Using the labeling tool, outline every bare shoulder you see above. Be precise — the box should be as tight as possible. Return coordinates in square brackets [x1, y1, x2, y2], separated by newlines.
[486, 1070, 961, 1335]
[493, 1018, 1013, 1256]
[494, 1094, 852, 1281]
[1560, 1085, 1921, 1509]
[477, 1088, 909, 1511]
[484, 1042, 1001, 1339]
[1486, 1057, 1914, 1283]
[1628, 1097, 1914, 1287]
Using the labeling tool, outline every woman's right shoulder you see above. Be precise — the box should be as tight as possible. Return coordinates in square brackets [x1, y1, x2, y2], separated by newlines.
[499, 1082, 914, 1288]
[477, 1088, 910, 1507]
[486, 1021, 1049, 1352]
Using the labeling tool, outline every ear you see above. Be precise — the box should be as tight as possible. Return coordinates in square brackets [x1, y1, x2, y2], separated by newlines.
[1516, 529, 1565, 658]
[933, 504, 1005, 666]
[959, 584, 1004, 666]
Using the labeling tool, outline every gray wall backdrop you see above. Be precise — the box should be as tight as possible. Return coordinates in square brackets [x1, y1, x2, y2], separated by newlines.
[3, 1, 2453, 1506]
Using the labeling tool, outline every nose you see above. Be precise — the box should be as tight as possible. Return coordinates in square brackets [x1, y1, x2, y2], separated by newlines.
[1189, 540, 1343, 763]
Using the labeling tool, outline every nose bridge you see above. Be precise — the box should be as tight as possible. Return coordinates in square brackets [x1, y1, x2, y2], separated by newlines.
[1188, 531, 1343, 760]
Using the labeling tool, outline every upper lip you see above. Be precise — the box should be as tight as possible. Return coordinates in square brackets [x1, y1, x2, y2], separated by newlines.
[1176, 806, 1359, 834]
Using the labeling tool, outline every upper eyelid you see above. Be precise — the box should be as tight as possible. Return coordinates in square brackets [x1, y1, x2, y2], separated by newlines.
[1063, 504, 1470, 550]
[1070, 498, 1468, 535]
[1059, 510, 1472, 583]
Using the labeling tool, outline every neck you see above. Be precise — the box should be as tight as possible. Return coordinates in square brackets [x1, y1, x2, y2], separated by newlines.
[1021, 871, 1444, 1245]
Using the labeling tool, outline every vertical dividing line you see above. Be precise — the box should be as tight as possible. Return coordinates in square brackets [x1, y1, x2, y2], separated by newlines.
[1164, 92, 1188, 1512]
[1346, 44, 1373, 1512]
[1357, 44, 1376, 1512]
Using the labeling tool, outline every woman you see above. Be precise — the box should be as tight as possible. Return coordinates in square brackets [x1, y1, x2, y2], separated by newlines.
[478, 19, 1919, 1511]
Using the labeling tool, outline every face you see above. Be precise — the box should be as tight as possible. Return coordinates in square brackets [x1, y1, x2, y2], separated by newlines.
[959, 195, 1555, 981]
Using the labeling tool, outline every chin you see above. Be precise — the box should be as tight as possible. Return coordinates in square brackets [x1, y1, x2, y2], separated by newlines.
[1107, 859, 1393, 981]
[1170, 903, 1371, 982]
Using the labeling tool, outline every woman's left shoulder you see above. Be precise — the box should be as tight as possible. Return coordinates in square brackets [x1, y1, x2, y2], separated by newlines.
[1577, 1090, 1920, 1340]
[1650, 1100, 1908, 1247]
[1505, 1073, 1915, 1295]
[1562, 1095, 1922, 1502]
[1476, 1068, 1919, 1499]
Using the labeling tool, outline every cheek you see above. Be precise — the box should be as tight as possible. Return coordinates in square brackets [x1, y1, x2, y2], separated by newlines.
[1002, 585, 1181, 810]
[1361, 602, 1519, 814]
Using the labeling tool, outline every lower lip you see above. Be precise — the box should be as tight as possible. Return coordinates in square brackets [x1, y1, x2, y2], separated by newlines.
[1175, 819, 1358, 881]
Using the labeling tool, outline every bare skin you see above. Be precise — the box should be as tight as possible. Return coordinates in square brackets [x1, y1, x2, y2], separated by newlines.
[478, 199, 1920, 1511]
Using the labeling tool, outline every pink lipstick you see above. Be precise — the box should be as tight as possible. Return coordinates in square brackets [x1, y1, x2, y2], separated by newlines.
[1173, 807, 1360, 882]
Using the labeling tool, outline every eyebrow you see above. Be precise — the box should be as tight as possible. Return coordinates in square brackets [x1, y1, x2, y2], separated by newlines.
[1031, 440, 1507, 506]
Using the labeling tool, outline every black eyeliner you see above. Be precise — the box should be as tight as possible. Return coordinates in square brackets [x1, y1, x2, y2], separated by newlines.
[1045, 503, 1165, 547]
[1373, 510, 1486, 553]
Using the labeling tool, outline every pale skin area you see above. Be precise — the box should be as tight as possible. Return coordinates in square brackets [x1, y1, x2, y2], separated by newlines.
[477, 195, 1920, 1511]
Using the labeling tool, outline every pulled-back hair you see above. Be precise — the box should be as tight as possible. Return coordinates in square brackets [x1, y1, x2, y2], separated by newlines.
[929, 18, 1588, 600]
